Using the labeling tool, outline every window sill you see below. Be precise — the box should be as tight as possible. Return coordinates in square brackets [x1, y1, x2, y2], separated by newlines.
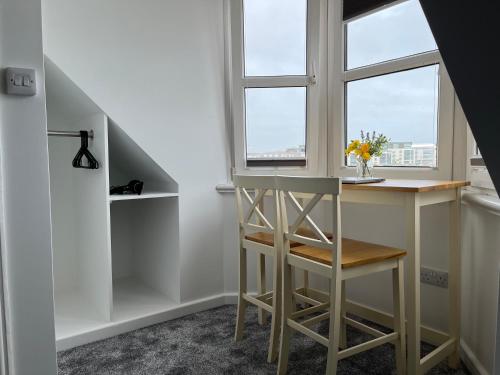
[246, 159, 307, 168]
[462, 190, 500, 217]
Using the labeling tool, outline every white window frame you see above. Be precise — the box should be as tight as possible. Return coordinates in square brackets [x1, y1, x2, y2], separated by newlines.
[467, 127, 496, 193]
[328, 0, 456, 180]
[228, 0, 328, 176]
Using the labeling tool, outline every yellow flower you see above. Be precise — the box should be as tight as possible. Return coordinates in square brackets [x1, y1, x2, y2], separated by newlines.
[345, 140, 360, 156]
[362, 152, 371, 161]
[360, 143, 370, 154]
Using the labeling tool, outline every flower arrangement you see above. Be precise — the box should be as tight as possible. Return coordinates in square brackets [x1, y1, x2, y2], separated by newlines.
[345, 131, 389, 178]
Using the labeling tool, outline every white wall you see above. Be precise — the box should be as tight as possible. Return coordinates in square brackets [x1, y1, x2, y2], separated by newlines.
[42, 0, 229, 303]
[461, 193, 500, 374]
[0, 0, 57, 373]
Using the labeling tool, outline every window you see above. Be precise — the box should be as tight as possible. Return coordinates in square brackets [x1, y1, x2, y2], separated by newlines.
[346, 65, 439, 167]
[467, 128, 495, 191]
[332, 0, 455, 177]
[230, 0, 325, 171]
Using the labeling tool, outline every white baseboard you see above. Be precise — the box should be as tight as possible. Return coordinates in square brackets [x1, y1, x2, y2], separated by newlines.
[57, 291, 491, 375]
[461, 340, 490, 375]
[56, 294, 227, 351]
[224, 292, 239, 305]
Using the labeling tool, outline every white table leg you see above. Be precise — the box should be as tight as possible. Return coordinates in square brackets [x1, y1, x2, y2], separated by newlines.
[406, 193, 421, 375]
[448, 189, 461, 368]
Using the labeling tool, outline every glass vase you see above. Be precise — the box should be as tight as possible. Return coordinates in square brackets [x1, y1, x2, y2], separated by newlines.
[356, 157, 373, 178]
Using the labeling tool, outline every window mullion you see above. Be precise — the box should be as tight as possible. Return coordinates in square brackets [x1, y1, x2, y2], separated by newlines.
[242, 75, 312, 88]
[344, 50, 441, 82]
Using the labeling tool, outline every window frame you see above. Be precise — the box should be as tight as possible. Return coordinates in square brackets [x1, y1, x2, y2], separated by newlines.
[328, 0, 456, 180]
[229, 0, 328, 176]
[467, 127, 495, 192]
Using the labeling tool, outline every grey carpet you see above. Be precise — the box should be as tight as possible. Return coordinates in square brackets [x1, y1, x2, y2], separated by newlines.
[58, 305, 470, 375]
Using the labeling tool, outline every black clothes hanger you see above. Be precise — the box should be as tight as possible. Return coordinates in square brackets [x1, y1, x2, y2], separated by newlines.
[110, 180, 144, 195]
[72, 131, 99, 169]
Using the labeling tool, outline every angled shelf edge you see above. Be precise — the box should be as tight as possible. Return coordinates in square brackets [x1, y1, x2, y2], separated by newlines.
[109, 192, 179, 202]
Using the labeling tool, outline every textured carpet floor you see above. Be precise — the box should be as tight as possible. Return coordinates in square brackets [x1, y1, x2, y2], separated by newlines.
[58, 305, 470, 374]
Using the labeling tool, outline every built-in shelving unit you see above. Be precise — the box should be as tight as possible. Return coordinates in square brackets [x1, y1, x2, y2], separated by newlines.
[45, 57, 180, 350]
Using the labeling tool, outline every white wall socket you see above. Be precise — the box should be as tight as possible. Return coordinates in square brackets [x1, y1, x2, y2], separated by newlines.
[421, 266, 448, 288]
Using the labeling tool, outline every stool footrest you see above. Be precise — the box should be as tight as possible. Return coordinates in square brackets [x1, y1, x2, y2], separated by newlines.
[345, 317, 386, 338]
[338, 332, 399, 360]
[243, 294, 273, 312]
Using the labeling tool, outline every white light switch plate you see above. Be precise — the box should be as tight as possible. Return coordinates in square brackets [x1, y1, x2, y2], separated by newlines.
[5, 67, 36, 96]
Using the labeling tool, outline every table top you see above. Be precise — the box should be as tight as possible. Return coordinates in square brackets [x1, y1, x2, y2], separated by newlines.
[342, 179, 470, 193]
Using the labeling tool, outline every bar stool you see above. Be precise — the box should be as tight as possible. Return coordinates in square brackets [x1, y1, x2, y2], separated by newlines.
[233, 175, 333, 363]
[276, 176, 407, 375]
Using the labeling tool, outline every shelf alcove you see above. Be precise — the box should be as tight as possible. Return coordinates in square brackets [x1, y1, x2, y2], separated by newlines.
[45, 56, 180, 350]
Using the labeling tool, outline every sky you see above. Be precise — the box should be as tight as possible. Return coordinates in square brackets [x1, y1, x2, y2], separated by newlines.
[243, 0, 440, 155]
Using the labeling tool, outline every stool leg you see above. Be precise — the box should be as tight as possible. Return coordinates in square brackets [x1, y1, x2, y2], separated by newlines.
[291, 267, 297, 313]
[303, 270, 309, 295]
[340, 281, 347, 350]
[235, 245, 247, 341]
[393, 258, 406, 375]
[268, 251, 282, 362]
[257, 254, 267, 325]
[326, 273, 342, 375]
[277, 259, 293, 374]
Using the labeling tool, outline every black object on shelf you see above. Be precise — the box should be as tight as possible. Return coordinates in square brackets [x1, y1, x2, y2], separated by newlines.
[110, 180, 144, 195]
[71, 131, 99, 169]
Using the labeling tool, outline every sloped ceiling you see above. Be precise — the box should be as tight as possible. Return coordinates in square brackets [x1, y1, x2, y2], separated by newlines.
[419, 0, 500, 193]
[343, 0, 397, 20]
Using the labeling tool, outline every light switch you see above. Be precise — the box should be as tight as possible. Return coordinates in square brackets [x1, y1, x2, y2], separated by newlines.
[5, 67, 36, 96]
[23, 75, 31, 87]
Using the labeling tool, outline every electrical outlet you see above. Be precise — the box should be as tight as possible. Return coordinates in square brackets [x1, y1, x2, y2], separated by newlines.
[421, 267, 448, 288]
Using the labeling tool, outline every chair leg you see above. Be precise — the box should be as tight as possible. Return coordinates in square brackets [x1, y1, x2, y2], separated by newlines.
[340, 281, 347, 350]
[326, 273, 342, 375]
[277, 260, 294, 374]
[235, 245, 247, 341]
[267, 252, 282, 362]
[257, 253, 267, 325]
[303, 270, 309, 296]
[393, 259, 406, 375]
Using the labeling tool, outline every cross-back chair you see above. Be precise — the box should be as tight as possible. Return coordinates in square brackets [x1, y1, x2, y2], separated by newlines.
[276, 176, 407, 375]
[233, 174, 282, 362]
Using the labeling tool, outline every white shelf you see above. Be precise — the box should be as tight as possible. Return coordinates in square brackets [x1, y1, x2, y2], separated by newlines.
[112, 277, 176, 322]
[54, 290, 109, 340]
[109, 192, 179, 202]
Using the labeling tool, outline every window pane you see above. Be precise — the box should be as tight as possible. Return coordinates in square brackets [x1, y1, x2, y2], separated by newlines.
[346, 65, 439, 167]
[346, 0, 437, 70]
[246, 87, 306, 161]
[243, 0, 307, 76]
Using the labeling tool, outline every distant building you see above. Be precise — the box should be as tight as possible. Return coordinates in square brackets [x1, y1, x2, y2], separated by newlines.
[250, 142, 437, 166]
[349, 142, 436, 167]
[247, 145, 306, 160]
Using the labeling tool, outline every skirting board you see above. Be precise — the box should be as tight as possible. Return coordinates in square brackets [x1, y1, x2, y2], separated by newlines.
[57, 294, 227, 351]
[460, 340, 490, 375]
[58, 292, 490, 375]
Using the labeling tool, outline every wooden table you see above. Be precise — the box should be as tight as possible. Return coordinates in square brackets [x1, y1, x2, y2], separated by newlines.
[340, 179, 469, 374]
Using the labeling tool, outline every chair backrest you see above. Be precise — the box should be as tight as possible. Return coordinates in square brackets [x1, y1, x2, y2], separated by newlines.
[233, 175, 278, 238]
[276, 176, 342, 266]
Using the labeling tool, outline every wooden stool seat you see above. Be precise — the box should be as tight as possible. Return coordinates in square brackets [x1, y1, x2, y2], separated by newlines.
[246, 228, 333, 248]
[291, 238, 406, 269]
